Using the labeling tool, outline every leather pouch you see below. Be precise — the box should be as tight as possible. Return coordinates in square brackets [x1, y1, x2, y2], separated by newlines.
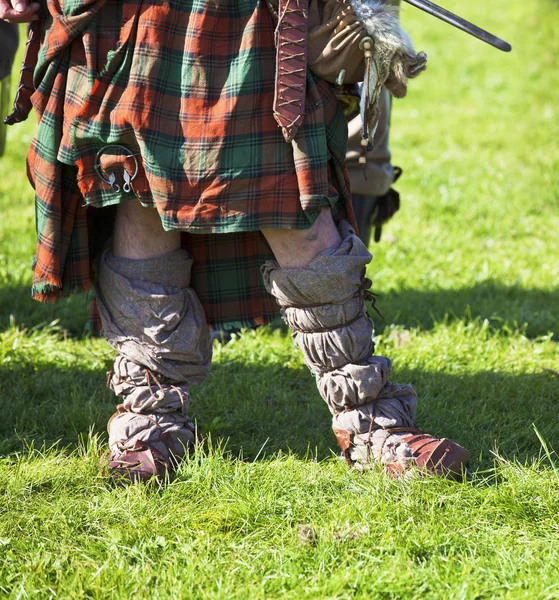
[308, 0, 368, 84]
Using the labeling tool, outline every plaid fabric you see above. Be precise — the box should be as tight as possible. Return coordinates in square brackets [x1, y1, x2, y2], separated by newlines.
[28, 0, 354, 329]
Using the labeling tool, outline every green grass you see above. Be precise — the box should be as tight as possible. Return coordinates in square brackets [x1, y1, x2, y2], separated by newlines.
[0, 1, 558, 597]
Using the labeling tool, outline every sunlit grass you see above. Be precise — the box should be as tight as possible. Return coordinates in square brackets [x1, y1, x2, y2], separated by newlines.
[0, 1, 558, 597]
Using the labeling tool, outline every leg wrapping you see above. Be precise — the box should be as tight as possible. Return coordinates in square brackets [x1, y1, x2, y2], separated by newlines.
[97, 248, 212, 388]
[107, 409, 195, 459]
[262, 221, 395, 414]
[332, 385, 418, 470]
[96, 248, 212, 459]
[262, 221, 422, 471]
[109, 356, 190, 414]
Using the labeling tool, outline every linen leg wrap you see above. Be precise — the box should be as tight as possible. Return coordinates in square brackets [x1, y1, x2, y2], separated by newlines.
[96, 248, 212, 458]
[262, 221, 419, 470]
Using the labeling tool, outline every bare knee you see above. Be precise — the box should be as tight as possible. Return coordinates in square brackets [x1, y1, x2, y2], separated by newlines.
[261, 208, 342, 268]
[113, 200, 181, 259]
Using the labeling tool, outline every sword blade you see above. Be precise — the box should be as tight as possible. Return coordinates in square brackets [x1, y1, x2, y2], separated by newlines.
[403, 0, 512, 52]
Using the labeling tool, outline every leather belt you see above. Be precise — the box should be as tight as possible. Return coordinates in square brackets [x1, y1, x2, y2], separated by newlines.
[273, 0, 309, 143]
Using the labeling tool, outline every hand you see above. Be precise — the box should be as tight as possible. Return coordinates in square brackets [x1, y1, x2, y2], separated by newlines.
[0, 0, 40, 22]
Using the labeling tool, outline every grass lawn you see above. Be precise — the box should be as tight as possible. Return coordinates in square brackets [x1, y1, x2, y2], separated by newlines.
[0, 1, 558, 598]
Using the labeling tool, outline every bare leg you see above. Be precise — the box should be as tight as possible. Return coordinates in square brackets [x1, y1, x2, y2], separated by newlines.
[261, 207, 341, 268]
[113, 200, 181, 259]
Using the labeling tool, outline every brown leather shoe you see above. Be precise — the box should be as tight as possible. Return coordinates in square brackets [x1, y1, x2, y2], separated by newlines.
[334, 426, 470, 480]
[104, 408, 196, 484]
[107, 441, 171, 483]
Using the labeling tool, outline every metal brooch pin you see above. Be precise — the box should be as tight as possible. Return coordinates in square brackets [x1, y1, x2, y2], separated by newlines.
[94, 144, 140, 194]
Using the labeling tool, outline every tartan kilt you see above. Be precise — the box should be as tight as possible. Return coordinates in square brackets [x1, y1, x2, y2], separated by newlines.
[28, 0, 353, 329]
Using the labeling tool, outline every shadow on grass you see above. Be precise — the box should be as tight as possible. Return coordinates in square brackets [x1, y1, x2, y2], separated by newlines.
[1, 357, 557, 471]
[374, 281, 558, 339]
[1, 280, 557, 339]
[0, 284, 92, 336]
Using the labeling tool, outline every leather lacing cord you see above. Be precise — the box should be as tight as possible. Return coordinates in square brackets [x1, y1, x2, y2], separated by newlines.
[276, 34, 306, 109]
[107, 365, 193, 421]
[273, 0, 309, 141]
[108, 364, 196, 458]
[341, 418, 425, 467]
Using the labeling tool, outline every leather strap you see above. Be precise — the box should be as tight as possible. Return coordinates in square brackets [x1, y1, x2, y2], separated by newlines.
[333, 428, 354, 468]
[4, 21, 41, 126]
[273, 0, 309, 143]
[333, 426, 470, 479]
[333, 428, 352, 453]
[108, 441, 169, 483]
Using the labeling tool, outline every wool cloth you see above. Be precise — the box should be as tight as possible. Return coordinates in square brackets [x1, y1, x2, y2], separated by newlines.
[26, 0, 353, 331]
[262, 220, 419, 471]
[96, 248, 212, 458]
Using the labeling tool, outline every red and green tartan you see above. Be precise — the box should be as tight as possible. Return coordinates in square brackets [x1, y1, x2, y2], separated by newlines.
[28, 0, 353, 329]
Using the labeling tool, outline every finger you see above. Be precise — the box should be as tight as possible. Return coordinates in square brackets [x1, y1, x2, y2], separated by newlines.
[10, 0, 28, 12]
[0, 0, 37, 17]
[1, 9, 38, 22]
[0, 0, 11, 17]
[0, 1, 39, 21]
